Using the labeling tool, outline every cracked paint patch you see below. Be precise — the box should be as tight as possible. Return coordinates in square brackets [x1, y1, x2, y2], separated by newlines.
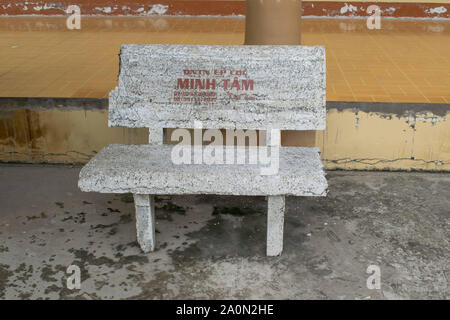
[384, 7, 396, 14]
[43, 3, 65, 11]
[148, 4, 169, 16]
[340, 3, 357, 15]
[426, 6, 447, 15]
[405, 115, 447, 124]
[95, 7, 113, 14]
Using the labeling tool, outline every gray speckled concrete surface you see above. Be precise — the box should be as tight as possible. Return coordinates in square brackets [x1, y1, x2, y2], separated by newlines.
[0, 164, 449, 299]
[78, 145, 327, 196]
[109, 45, 326, 130]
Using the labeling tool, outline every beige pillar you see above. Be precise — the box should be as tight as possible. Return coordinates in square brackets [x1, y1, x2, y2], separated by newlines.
[245, 0, 301, 45]
[245, 0, 315, 147]
[244, 1, 302, 256]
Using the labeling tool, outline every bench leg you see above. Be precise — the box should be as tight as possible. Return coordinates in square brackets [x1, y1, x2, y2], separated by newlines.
[133, 194, 156, 253]
[267, 195, 285, 256]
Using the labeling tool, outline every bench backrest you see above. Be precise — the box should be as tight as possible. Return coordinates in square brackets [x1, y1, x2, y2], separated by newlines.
[109, 44, 326, 131]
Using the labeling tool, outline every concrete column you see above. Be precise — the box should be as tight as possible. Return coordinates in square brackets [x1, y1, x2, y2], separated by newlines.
[133, 194, 156, 252]
[267, 195, 286, 256]
[245, 0, 302, 45]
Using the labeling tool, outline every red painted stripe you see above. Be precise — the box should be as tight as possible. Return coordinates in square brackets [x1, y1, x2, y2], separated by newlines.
[0, 1, 448, 18]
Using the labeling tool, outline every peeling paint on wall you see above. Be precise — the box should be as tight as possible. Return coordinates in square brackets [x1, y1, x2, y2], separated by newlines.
[426, 6, 447, 14]
[148, 4, 169, 15]
[385, 7, 396, 14]
[405, 115, 447, 124]
[340, 3, 358, 15]
[0, 1, 449, 18]
[95, 7, 113, 14]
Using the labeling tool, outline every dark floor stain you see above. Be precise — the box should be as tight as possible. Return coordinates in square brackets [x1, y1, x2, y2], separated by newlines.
[119, 213, 132, 224]
[26, 212, 47, 221]
[0, 264, 13, 298]
[120, 194, 134, 204]
[61, 212, 86, 224]
[40, 264, 64, 283]
[55, 202, 64, 208]
[212, 206, 259, 217]
[172, 205, 265, 260]
[90, 222, 118, 230]
[68, 248, 149, 271]
[18, 292, 32, 299]
[15, 263, 33, 284]
[158, 201, 187, 215]
[108, 227, 118, 236]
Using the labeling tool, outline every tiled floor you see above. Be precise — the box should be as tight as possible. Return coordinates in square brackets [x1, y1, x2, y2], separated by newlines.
[0, 16, 449, 103]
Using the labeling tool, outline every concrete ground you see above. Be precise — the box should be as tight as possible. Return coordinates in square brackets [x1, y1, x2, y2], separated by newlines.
[0, 164, 448, 300]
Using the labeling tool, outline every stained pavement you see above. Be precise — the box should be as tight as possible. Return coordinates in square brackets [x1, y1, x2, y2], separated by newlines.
[0, 164, 448, 299]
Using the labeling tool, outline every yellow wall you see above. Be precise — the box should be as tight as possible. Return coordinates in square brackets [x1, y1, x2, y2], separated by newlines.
[1, 108, 448, 171]
[319, 110, 449, 170]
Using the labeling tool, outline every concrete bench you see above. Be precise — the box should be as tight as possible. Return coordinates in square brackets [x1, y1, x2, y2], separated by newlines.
[78, 44, 327, 256]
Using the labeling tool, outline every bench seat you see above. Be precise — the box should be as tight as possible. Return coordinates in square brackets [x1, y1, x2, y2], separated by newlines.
[79, 144, 328, 197]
